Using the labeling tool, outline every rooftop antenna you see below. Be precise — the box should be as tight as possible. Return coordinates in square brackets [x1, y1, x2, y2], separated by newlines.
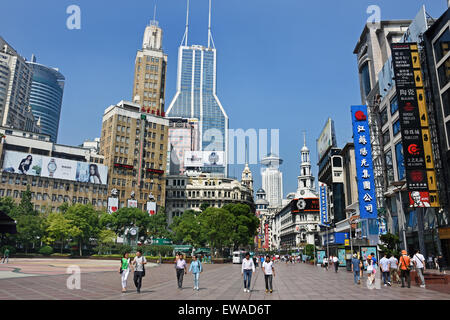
[181, 0, 190, 46]
[153, 2, 157, 22]
[303, 130, 306, 147]
[245, 138, 248, 166]
[208, 0, 216, 48]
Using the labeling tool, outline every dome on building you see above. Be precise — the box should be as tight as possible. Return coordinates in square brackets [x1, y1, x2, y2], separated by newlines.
[256, 188, 266, 194]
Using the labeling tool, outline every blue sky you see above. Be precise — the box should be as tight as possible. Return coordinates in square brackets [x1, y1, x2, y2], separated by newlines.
[0, 0, 447, 197]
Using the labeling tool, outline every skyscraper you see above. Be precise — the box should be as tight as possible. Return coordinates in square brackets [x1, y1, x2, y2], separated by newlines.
[166, 0, 228, 177]
[261, 153, 283, 208]
[132, 17, 167, 116]
[27, 55, 65, 143]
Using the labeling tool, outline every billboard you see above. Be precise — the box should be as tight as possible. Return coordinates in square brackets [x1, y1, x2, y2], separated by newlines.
[147, 201, 156, 215]
[2, 150, 108, 184]
[317, 250, 326, 264]
[108, 197, 119, 214]
[127, 199, 138, 208]
[409, 191, 431, 207]
[290, 198, 320, 213]
[317, 118, 337, 161]
[184, 151, 225, 167]
[351, 105, 378, 219]
[319, 184, 329, 226]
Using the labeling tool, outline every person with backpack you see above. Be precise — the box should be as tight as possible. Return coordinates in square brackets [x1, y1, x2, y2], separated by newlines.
[132, 250, 147, 293]
[398, 250, 411, 288]
[119, 252, 131, 293]
[189, 255, 203, 291]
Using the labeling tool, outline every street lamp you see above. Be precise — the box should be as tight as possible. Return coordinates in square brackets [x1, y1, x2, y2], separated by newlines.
[345, 209, 356, 256]
[392, 181, 407, 250]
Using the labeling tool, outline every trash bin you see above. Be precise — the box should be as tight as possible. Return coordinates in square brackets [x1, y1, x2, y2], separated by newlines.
[346, 259, 352, 271]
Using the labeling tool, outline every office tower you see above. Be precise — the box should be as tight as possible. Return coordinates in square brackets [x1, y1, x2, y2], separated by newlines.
[132, 18, 167, 116]
[166, 0, 228, 177]
[100, 100, 169, 209]
[0, 36, 37, 133]
[261, 153, 283, 208]
[26, 55, 65, 143]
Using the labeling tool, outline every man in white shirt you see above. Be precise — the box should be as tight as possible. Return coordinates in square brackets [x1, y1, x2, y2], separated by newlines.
[333, 256, 339, 273]
[388, 254, 399, 284]
[241, 252, 255, 292]
[412, 249, 426, 288]
[262, 255, 275, 293]
[379, 253, 391, 286]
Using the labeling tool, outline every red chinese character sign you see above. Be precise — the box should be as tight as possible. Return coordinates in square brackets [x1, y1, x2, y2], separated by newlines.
[351, 105, 378, 219]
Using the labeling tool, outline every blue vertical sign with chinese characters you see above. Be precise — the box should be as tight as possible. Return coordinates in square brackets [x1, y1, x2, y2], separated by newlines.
[319, 184, 329, 226]
[351, 105, 378, 219]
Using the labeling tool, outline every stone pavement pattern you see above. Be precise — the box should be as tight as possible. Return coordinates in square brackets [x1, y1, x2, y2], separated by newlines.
[0, 259, 449, 300]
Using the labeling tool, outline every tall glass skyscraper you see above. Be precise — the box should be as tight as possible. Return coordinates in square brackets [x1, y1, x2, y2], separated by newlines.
[166, 0, 228, 176]
[27, 56, 65, 142]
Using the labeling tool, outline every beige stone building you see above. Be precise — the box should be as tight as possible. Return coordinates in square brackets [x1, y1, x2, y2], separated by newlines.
[132, 20, 167, 116]
[100, 100, 168, 210]
[0, 127, 108, 212]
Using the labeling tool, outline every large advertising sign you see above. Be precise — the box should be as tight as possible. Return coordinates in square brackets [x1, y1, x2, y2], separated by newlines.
[409, 191, 431, 207]
[351, 105, 378, 219]
[319, 184, 329, 226]
[127, 199, 138, 208]
[108, 197, 119, 214]
[317, 118, 337, 161]
[317, 250, 326, 264]
[391, 42, 439, 206]
[146, 201, 156, 215]
[290, 198, 319, 213]
[338, 248, 346, 266]
[184, 151, 225, 167]
[2, 151, 108, 184]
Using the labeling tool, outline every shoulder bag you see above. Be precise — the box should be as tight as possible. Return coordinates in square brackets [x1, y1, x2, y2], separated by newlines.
[401, 256, 411, 271]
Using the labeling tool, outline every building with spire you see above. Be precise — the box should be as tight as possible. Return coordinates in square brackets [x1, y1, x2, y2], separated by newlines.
[132, 12, 168, 116]
[166, 0, 228, 177]
[272, 134, 320, 250]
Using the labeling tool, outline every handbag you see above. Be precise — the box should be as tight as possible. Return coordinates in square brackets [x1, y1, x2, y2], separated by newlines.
[119, 258, 124, 274]
[401, 256, 411, 271]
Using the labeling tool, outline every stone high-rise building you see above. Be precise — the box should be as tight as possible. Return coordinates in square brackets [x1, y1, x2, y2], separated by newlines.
[132, 20, 167, 116]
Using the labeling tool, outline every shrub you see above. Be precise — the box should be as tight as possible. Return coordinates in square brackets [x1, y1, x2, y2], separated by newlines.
[39, 246, 54, 256]
[119, 245, 132, 255]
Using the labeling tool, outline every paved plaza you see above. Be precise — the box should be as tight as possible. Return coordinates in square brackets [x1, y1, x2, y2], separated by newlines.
[0, 259, 449, 300]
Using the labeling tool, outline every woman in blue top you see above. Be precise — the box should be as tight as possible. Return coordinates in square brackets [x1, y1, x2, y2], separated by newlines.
[189, 255, 203, 291]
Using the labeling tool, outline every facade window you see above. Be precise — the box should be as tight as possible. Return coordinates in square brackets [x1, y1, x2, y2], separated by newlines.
[442, 88, 450, 118]
[433, 28, 450, 62]
[384, 149, 395, 184]
[382, 130, 390, 145]
[393, 119, 401, 136]
[395, 142, 405, 180]
[380, 107, 388, 126]
[361, 62, 372, 98]
[390, 95, 399, 114]
[437, 56, 450, 89]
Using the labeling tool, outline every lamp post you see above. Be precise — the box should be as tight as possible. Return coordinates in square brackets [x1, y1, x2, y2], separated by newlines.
[392, 181, 407, 251]
[345, 209, 357, 255]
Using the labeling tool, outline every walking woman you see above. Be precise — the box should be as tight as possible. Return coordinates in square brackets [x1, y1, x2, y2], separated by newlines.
[241, 252, 255, 292]
[365, 255, 376, 289]
[120, 252, 131, 293]
[189, 255, 203, 290]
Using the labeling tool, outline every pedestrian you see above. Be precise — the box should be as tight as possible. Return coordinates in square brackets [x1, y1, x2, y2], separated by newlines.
[241, 252, 255, 293]
[262, 255, 275, 293]
[427, 255, 434, 270]
[323, 256, 329, 270]
[119, 252, 131, 293]
[398, 250, 411, 288]
[253, 255, 258, 268]
[388, 254, 399, 284]
[1, 247, 9, 264]
[132, 250, 147, 293]
[333, 255, 339, 272]
[437, 255, 446, 274]
[412, 249, 426, 288]
[189, 255, 203, 291]
[379, 253, 391, 286]
[365, 255, 376, 288]
[435, 256, 440, 270]
[351, 254, 361, 285]
[175, 252, 187, 289]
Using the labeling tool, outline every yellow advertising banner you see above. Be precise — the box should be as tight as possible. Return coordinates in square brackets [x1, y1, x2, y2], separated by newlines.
[421, 129, 435, 169]
[413, 70, 424, 87]
[428, 191, 440, 207]
[411, 51, 421, 69]
[345, 239, 350, 246]
[426, 170, 437, 191]
[416, 89, 429, 127]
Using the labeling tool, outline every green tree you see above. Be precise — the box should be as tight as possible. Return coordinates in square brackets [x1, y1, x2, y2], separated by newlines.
[97, 229, 116, 254]
[170, 210, 205, 247]
[200, 202, 210, 212]
[148, 210, 171, 239]
[199, 207, 235, 257]
[64, 204, 100, 256]
[10, 186, 43, 253]
[223, 204, 259, 250]
[44, 212, 71, 253]
[379, 233, 401, 257]
[106, 207, 150, 241]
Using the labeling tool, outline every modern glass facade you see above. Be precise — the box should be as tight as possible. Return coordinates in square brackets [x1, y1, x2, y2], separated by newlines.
[27, 62, 65, 143]
[167, 46, 228, 176]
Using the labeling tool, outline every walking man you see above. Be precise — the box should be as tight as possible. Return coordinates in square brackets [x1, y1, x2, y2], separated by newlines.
[379, 253, 391, 286]
[399, 250, 411, 288]
[388, 254, 399, 284]
[412, 249, 426, 288]
[323, 256, 329, 270]
[132, 250, 147, 293]
[1, 247, 9, 264]
[351, 254, 361, 285]
[189, 255, 203, 291]
[241, 252, 255, 293]
[175, 252, 187, 289]
[262, 255, 275, 293]
[333, 255, 339, 273]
